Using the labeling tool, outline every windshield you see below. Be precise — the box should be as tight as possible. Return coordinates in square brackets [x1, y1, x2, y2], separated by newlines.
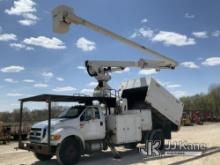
[58, 106, 85, 119]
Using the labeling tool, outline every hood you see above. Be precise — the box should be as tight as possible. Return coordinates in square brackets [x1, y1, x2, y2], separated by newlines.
[32, 118, 67, 129]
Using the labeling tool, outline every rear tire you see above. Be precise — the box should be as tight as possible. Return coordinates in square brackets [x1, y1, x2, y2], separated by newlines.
[149, 130, 164, 150]
[34, 153, 52, 161]
[124, 142, 137, 149]
[56, 137, 81, 165]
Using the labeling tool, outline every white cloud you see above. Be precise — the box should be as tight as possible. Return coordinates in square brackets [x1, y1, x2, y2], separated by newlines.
[0, 33, 17, 41]
[23, 79, 34, 83]
[9, 43, 33, 50]
[138, 69, 157, 75]
[77, 66, 87, 74]
[155, 79, 167, 86]
[5, 0, 38, 26]
[56, 77, 64, 81]
[130, 27, 154, 39]
[22, 13, 38, 20]
[20, 13, 39, 26]
[157, 80, 181, 89]
[181, 61, 199, 69]
[115, 67, 130, 74]
[202, 57, 220, 66]
[4, 78, 18, 83]
[10, 43, 25, 49]
[166, 84, 181, 88]
[52, 86, 76, 92]
[152, 31, 196, 46]
[172, 90, 188, 98]
[212, 31, 220, 37]
[76, 37, 96, 52]
[80, 89, 94, 95]
[141, 18, 148, 23]
[7, 93, 23, 97]
[5, 0, 36, 15]
[42, 72, 54, 78]
[87, 82, 98, 87]
[18, 19, 36, 26]
[1, 65, 25, 73]
[77, 66, 86, 70]
[184, 13, 195, 19]
[34, 83, 48, 88]
[23, 36, 66, 49]
[192, 31, 208, 38]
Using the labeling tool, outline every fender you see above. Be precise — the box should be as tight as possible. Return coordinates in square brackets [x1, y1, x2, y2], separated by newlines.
[51, 127, 85, 149]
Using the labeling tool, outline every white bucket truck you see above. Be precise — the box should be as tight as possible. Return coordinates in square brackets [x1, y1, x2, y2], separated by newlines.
[17, 5, 183, 165]
[18, 77, 183, 165]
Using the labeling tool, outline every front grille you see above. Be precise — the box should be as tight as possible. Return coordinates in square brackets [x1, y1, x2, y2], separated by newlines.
[30, 128, 43, 142]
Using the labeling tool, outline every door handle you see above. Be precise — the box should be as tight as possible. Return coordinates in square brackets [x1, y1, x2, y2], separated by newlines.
[100, 121, 103, 126]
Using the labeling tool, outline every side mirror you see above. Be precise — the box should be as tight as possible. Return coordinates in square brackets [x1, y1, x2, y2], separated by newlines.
[52, 5, 73, 33]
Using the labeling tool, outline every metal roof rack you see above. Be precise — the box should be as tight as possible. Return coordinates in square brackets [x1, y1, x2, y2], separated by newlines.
[19, 94, 116, 107]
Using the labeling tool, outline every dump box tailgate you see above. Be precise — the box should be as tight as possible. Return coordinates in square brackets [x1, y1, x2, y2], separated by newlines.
[145, 78, 183, 126]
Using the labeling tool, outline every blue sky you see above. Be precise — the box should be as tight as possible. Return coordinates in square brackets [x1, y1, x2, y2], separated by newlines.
[0, 0, 220, 111]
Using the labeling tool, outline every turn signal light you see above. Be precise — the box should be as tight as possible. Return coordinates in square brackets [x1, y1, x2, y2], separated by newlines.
[51, 134, 61, 141]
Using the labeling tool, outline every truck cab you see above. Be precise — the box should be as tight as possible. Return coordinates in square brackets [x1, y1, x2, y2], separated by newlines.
[30, 105, 106, 145]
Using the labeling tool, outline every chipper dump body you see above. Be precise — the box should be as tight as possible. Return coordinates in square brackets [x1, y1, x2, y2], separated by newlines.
[120, 77, 183, 130]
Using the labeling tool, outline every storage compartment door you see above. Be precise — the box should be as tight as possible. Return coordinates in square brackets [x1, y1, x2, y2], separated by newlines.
[124, 115, 141, 143]
[115, 116, 126, 144]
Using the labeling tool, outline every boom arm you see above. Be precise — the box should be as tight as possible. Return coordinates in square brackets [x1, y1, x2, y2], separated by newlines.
[86, 59, 173, 72]
[52, 5, 177, 69]
[85, 59, 170, 96]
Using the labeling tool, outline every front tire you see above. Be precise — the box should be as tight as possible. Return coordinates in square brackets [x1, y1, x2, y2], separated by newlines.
[34, 153, 52, 161]
[56, 137, 81, 165]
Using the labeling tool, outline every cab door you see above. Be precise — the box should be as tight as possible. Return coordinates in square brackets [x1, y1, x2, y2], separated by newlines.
[80, 106, 105, 140]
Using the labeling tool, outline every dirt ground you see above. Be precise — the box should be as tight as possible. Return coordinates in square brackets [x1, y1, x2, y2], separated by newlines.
[0, 122, 220, 165]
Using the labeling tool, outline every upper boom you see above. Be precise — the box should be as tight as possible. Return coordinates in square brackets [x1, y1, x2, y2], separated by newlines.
[52, 5, 177, 69]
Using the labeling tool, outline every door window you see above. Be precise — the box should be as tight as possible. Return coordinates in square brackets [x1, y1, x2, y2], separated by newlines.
[80, 107, 100, 121]
[94, 107, 100, 119]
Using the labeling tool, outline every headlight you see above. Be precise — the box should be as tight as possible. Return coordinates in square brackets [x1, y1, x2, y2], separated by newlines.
[51, 134, 61, 141]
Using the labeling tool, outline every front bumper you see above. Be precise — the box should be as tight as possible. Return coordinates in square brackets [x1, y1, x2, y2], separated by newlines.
[18, 142, 56, 155]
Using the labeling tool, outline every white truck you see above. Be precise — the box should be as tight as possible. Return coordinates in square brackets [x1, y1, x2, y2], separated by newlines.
[18, 77, 183, 165]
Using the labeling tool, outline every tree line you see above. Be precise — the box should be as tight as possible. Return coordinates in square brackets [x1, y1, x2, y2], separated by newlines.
[180, 84, 220, 118]
[0, 106, 65, 124]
